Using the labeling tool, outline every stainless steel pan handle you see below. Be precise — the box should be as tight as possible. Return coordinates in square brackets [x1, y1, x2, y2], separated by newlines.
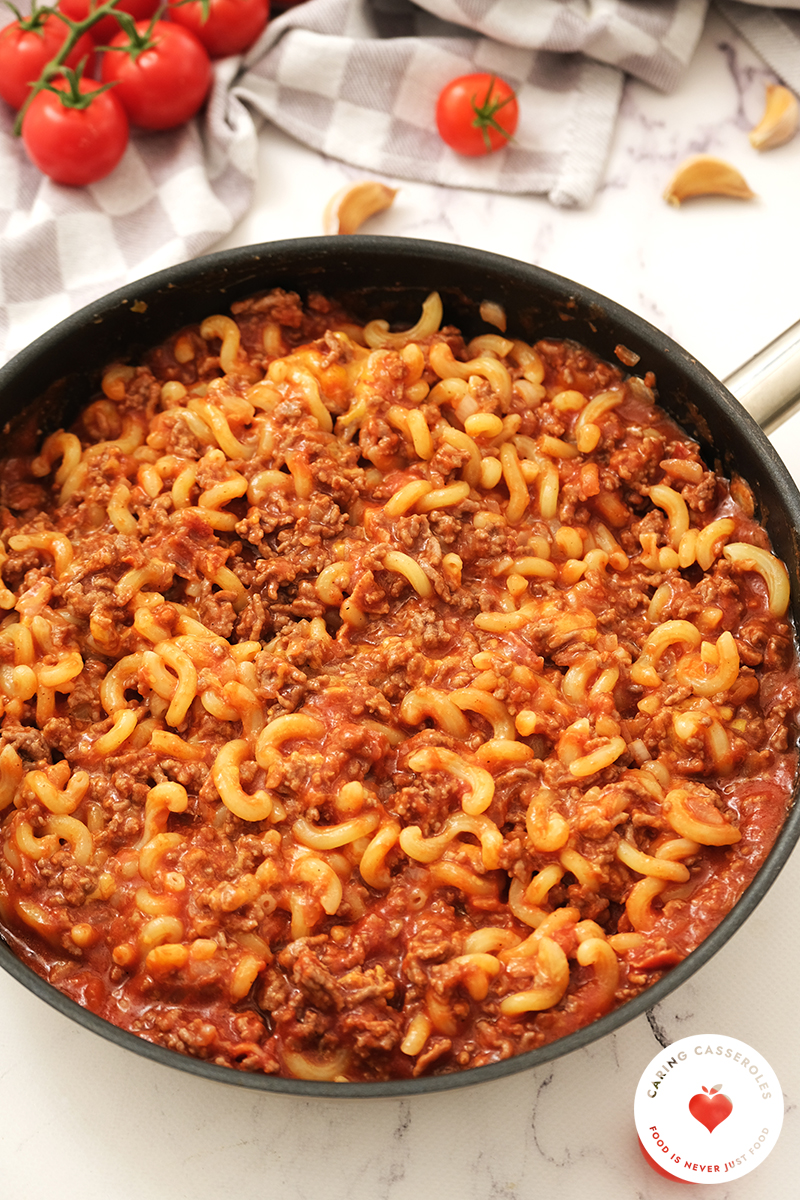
[724, 317, 800, 432]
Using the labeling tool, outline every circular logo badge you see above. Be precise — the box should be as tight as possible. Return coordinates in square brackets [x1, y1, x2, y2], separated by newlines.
[634, 1034, 784, 1184]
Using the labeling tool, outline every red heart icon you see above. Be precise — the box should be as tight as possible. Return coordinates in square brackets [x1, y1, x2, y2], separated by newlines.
[688, 1085, 733, 1132]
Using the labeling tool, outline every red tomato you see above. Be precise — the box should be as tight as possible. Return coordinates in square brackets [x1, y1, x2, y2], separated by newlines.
[435, 73, 519, 157]
[21, 77, 129, 186]
[168, 0, 270, 59]
[101, 21, 212, 130]
[57, 0, 160, 45]
[0, 14, 96, 111]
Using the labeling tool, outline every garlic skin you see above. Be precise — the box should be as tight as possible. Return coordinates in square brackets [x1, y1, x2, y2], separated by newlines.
[663, 155, 755, 206]
[749, 83, 799, 151]
[323, 181, 398, 235]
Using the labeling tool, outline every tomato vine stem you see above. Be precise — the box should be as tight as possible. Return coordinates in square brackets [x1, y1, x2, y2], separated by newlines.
[9, 0, 125, 135]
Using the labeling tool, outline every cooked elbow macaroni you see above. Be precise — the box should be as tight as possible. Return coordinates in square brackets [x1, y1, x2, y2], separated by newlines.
[0, 287, 797, 1084]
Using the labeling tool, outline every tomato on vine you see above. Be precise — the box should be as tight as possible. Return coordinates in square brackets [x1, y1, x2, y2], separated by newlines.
[56, 0, 160, 45]
[167, 0, 270, 60]
[0, 7, 95, 110]
[101, 18, 212, 130]
[435, 73, 519, 157]
[21, 69, 129, 186]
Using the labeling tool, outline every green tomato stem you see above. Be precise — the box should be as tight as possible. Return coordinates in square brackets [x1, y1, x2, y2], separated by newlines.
[12, 0, 126, 135]
[470, 76, 516, 153]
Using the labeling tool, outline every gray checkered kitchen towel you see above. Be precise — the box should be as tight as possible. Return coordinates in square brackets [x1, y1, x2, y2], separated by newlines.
[0, 0, 792, 363]
[717, 0, 800, 90]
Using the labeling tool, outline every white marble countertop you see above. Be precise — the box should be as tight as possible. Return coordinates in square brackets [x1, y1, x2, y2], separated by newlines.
[3, 7, 800, 1198]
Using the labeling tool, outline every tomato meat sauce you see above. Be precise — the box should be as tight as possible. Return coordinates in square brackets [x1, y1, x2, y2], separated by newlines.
[0, 289, 797, 1083]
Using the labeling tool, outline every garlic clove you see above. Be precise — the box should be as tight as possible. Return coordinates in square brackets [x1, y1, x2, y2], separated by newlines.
[749, 83, 799, 151]
[323, 180, 398, 235]
[663, 155, 755, 206]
